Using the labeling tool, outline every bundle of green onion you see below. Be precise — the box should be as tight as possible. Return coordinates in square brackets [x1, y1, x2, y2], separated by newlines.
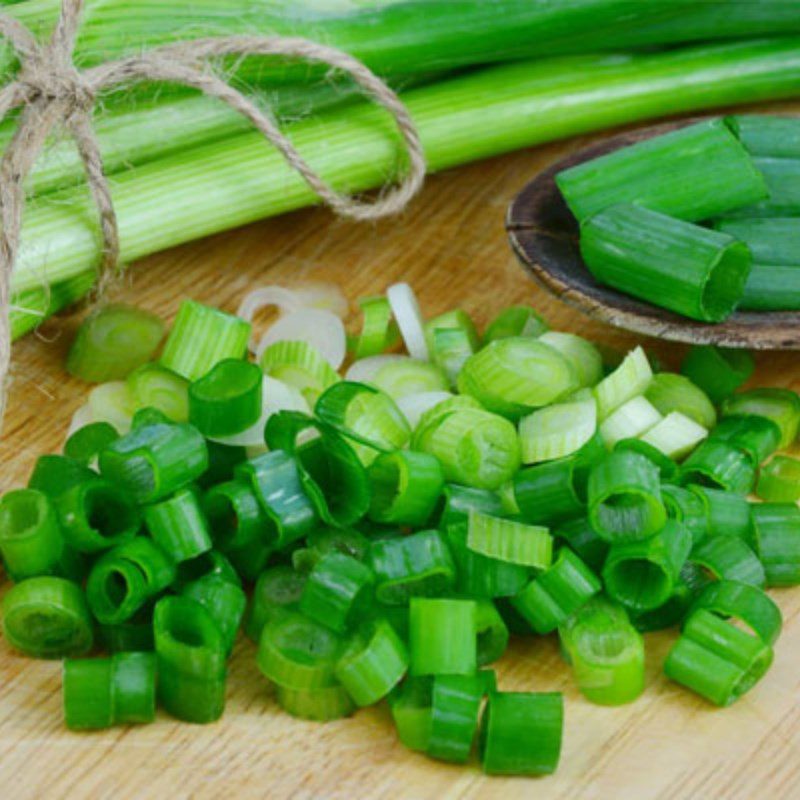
[1, 281, 798, 773]
[558, 115, 800, 318]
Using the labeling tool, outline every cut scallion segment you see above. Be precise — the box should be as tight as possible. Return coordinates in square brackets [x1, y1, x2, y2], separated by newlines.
[709, 414, 781, 468]
[368, 358, 449, 401]
[188, 359, 262, 437]
[588, 450, 666, 543]
[559, 596, 645, 706]
[291, 528, 370, 575]
[519, 392, 597, 464]
[614, 438, 678, 483]
[599, 395, 662, 449]
[475, 600, 510, 666]
[681, 346, 754, 406]
[244, 566, 306, 643]
[64, 421, 118, 465]
[431, 328, 476, 387]
[182, 574, 246, 656]
[664, 609, 773, 706]
[594, 346, 652, 421]
[556, 118, 767, 223]
[479, 692, 563, 776]
[689, 535, 766, 588]
[514, 453, 591, 526]
[88, 381, 136, 433]
[537, 332, 603, 388]
[28, 454, 96, 499]
[275, 684, 354, 722]
[390, 678, 432, 753]
[645, 372, 717, 430]
[412, 395, 483, 450]
[483, 306, 548, 343]
[409, 597, 477, 677]
[739, 264, 800, 311]
[639, 412, 708, 461]
[715, 217, 800, 266]
[467, 510, 552, 569]
[439, 484, 505, 528]
[387, 283, 429, 362]
[427, 674, 484, 764]
[721, 388, 800, 450]
[661, 484, 708, 546]
[259, 340, 340, 405]
[353, 296, 399, 360]
[688, 485, 752, 541]
[127, 364, 190, 423]
[751, 503, 800, 587]
[396, 391, 454, 430]
[727, 157, 800, 218]
[680, 440, 756, 495]
[144, 487, 213, 563]
[553, 517, 609, 574]
[67, 305, 164, 384]
[758, 455, 800, 502]
[458, 337, 578, 419]
[727, 115, 800, 158]
[256, 309, 347, 371]
[603, 520, 692, 612]
[511, 548, 601, 634]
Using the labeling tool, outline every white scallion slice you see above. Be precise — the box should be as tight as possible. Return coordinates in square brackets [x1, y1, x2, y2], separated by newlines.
[256, 309, 347, 369]
[88, 382, 136, 434]
[640, 411, 708, 460]
[593, 346, 653, 421]
[396, 391, 454, 430]
[519, 393, 598, 464]
[346, 354, 409, 384]
[387, 282, 429, 361]
[599, 396, 663, 448]
[372, 358, 449, 401]
[538, 331, 603, 388]
[65, 404, 95, 442]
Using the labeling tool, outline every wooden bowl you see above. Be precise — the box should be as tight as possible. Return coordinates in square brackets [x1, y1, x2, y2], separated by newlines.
[506, 118, 800, 350]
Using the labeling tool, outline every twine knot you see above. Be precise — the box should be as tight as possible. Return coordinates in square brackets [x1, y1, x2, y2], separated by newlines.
[0, 0, 426, 430]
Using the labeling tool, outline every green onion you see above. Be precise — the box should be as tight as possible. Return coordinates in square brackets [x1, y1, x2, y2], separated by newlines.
[439, 483, 505, 528]
[431, 328, 475, 388]
[511, 548, 601, 634]
[661, 484, 709, 545]
[638, 412, 708, 462]
[727, 157, 800, 218]
[188, 358, 262, 437]
[181, 574, 247, 655]
[603, 521, 691, 613]
[680, 346, 754, 406]
[557, 118, 766, 223]
[593, 346, 653, 421]
[715, 217, 800, 266]
[28, 454, 96, 498]
[426, 310, 479, 370]
[367, 450, 444, 527]
[412, 395, 482, 449]
[708, 414, 781, 467]
[479, 692, 563, 776]
[727, 115, 800, 158]
[260, 340, 341, 405]
[144, 487, 213, 563]
[721, 389, 800, 450]
[519, 392, 597, 464]
[364, 358, 449, 401]
[275, 684, 354, 722]
[553, 516, 609, 574]
[645, 372, 717, 430]
[64, 421, 118, 465]
[458, 337, 578, 419]
[160, 300, 250, 382]
[588, 450, 666, 543]
[483, 305, 548, 343]
[244, 565, 306, 643]
[514, 457, 585, 526]
[559, 596, 645, 706]
[688, 485, 752, 541]
[173, 549, 241, 591]
[751, 503, 800, 587]
[353, 296, 399, 360]
[664, 609, 772, 706]
[427, 674, 484, 764]
[154, 595, 227, 723]
[689, 535, 766, 587]
[467, 510, 552, 569]
[599, 395, 662, 448]
[2, 576, 93, 658]
[66, 305, 164, 384]
[474, 600, 510, 666]
[758, 455, 800, 502]
[127, 364, 190, 423]
[99, 605, 155, 653]
[680, 440, 756, 495]
[738, 264, 800, 311]
[368, 529, 456, 605]
[88, 381, 136, 432]
[409, 597, 477, 677]
[335, 618, 408, 707]
[581, 204, 751, 322]
[291, 527, 371, 574]
[537, 332, 603, 388]
[199, 441, 246, 489]
[390, 677, 433, 752]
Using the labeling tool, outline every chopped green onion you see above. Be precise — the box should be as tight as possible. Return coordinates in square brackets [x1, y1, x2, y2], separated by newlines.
[721, 388, 800, 450]
[639, 411, 708, 461]
[474, 600, 510, 666]
[369, 529, 456, 605]
[467, 510, 552, 569]
[428, 674, 484, 763]
[519, 392, 597, 464]
[390, 677, 433, 752]
[173, 550, 241, 592]
[335, 618, 408, 707]
[99, 422, 208, 504]
[244, 565, 306, 643]
[479, 692, 563, 776]
[553, 517, 609, 574]
[603, 520, 693, 612]
[514, 454, 589, 526]
[2, 576, 93, 658]
[431, 328, 475, 387]
[511, 548, 601, 633]
[715, 217, 800, 266]
[739, 264, 800, 311]
[758, 455, 800, 502]
[559, 596, 645, 705]
[593, 346, 653, 421]
[425, 310, 480, 354]
[556, 118, 767, 223]
[67, 304, 164, 384]
[537, 332, 603, 388]
[688, 485, 752, 540]
[645, 372, 717, 430]
[483, 305, 548, 343]
[368, 450, 444, 527]
[614, 438, 680, 482]
[181, 574, 246, 655]
[751, 503, 800, 587]
[708, 414, 781, 467]
[599, 395, 662, 448]
[275, 684, 355, 722]
[680, 439, 756, 495]
[188, 358, 262, 437]
[664, 609, 772, 706]
[161, 300, 250, 382]
[291, 527, 370, 574]
[259, 340, 341, 405]
[64, 421, 118, 465]
[728, 157, 800, 217]
[581, 204, 751, 322]
[99, 605, 155, 653]
[131, 406, 171, 428]
[198, 441, 246, 489]
[439, 483, 505, 528]
[88, 381, 136, 432]
[396, 391, 454, 430]
[387, 283, 429, 362]
[727, 115, 800, 158]
[409, 597, 477, 677]
[353, 296, 399, 360]
[459, 337, 578, 419]
[369, 358, 449, 401]
[144, 487, 212, 563]
[412, 395, 483, 451]
[689, 535, 766, 587]
[680, 346, 754, 405]
[588, 450, 666, 543]
[154, 595, 227, 723]
[661, 484, 708, 545]
[28, 455, 95, 498]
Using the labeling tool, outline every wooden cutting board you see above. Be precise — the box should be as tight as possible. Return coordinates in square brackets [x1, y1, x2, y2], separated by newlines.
[1, 105, 799, 800]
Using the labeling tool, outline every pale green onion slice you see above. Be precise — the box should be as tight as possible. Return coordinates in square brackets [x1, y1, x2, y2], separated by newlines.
[354, 296, 399, 360]
[645, 372, 717, 430]
[467, 510, 552, 569]
[458, 337, 579, 419]
[412, 395, 483, 451]
[424, 310, 480, 352]
[371, 359, 449, 401]
[346, 355, 407, 384]
[483, 306, 549, 343]
[537, 332, 603, 388]
[259, 340, 340, 405]
[387, 283, 429, 361]
[594, 347, 653, 421]
[256, 309, 347, 370]
[396, 391, 454, 430]
[640, 412, 708, 460]
[431, 328, 476, 387]
[599, 396, 662, 449]
[127, 363, 189, 423]
[518, 394, 597, 464]
[88, 382, 136, 434]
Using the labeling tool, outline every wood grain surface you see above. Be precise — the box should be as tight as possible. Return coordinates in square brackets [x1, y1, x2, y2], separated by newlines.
[2, 102, 800, 800]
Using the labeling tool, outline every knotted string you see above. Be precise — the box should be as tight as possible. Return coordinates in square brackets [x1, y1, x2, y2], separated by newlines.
[0, 0, 426, 428]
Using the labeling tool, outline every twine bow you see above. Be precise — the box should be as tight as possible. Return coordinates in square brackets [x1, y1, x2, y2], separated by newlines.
[0, 0, 426, 425]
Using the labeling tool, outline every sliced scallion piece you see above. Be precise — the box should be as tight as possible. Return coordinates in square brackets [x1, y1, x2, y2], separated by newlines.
[188, 358, 262, 437]
[144, 486, 213, 563]
[750, 503, 800, 587]
[244, 566, 306, 643]
[715, 217, 800, 265]
[88, 381, 136, 433]
[689, 535, 766, 588]
[757, 455, 800, 502]
[739, 264, 800, 311]
[483, 305, 548, 343]
[519, 392, 597, 464]
[680, 346, 754, 406]
[427, 674, 484, 764]
[409, 597, 477, 677]
[64, 421, 118, 465]
[599, 395, 662, 448]
[727, 115, 800, 158]
[275, 684, 355, 722]
[553, 516, 609, 574]
[688, 485, 752, 541]
[639, 411, 708, 461]
[708, 414, 781, 467]
[645, 372, 717, 430]
[680, 439, 756, 495]
[474, 600, 510, 666]
[661, 484, 708, 545]
[727, 157, 800, 218]
[259, 340, 341, 405]
[593, 346, 652, 421]
[369, 358, 449, 401]
[537, 332, 603, 388]
[387, 283, 429, 362]
[182, 574, 247, 656]
[467, 510, 552, 569]
[721, 388, 800, 450]
[353, 296, 399, 360]
[390, 677, 432, 753]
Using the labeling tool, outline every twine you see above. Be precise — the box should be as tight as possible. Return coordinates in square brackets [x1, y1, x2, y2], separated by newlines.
[0, 0, 426, 427]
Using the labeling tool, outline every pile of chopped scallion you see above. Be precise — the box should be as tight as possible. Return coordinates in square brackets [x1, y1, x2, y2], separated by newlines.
[1, 282, 798, 776]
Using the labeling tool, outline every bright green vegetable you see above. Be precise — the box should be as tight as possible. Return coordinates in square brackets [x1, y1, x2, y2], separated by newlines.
[727, 115, 800, 158]
[483, 305, 548, 343]
[645, 372, 717, 430]
[639, 412, 708, 461]
[144, 487, 213, 563]
[727, 157, 800, 218]
[715, 217, 800, 265]
[593, 346, 652, 421]
[409, 597, 476, 677]
[127, 364, 190, 423]
[427, 674, 484, 764]
[721, 388, 800, 450]
[64, 421, 118, 465]
[519, 392, 597, 464]
[244, 565, 306, 642]
[689, 535, 766, 588]
[688, 485, 751, 540]
[260, 341, 340, 404]
[599, 396, 662, 449]
[708, 415, 781, 467]
[750, 503, 800, 587]
[739, 264, 800, 311]
[189, 359, 262, 436]
[182, 574, 247, 655]
[680, 346, 754, 406]
[467, 510, 552, 569]
[537, 332, 603, 388]
[681, 440, 756, 495]
[758, 455, 800, 502]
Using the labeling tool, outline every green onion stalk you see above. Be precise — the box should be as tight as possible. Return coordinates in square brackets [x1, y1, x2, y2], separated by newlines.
[11, 37, 800, 338]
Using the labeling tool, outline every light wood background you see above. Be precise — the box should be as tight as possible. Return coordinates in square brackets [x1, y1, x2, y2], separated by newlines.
[1, 102, 800, 800]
